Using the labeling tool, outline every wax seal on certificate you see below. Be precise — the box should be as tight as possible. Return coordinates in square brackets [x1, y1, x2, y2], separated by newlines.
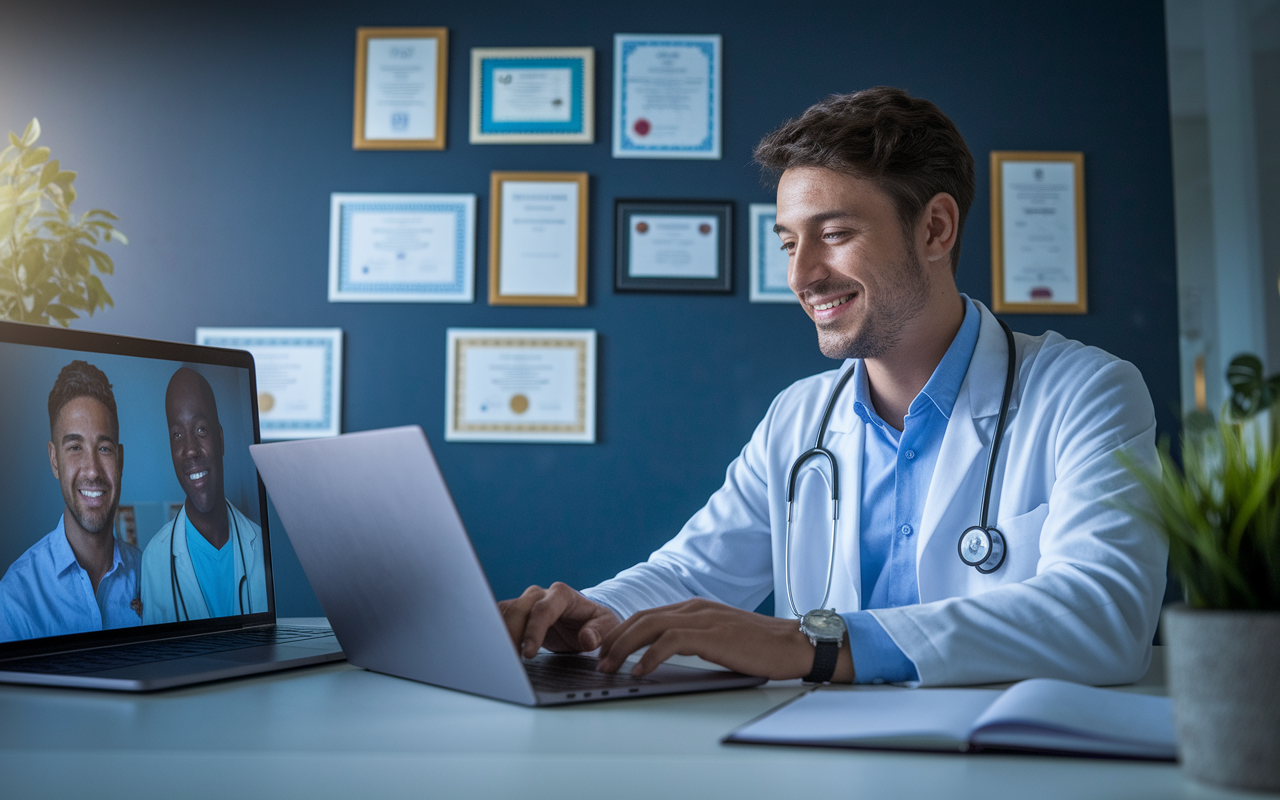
[635, 221, 649, 234]
[699, 223, 712, 234]
[259, 392, 275, 413]
[633, 118, 651, 136]
[509, 394, 530, 414]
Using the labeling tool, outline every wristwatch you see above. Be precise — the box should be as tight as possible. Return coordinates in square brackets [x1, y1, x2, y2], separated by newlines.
[799, 608, 846, 684]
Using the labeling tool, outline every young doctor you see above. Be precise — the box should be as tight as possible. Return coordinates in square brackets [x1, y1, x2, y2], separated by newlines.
[500, 87, 1168, 687]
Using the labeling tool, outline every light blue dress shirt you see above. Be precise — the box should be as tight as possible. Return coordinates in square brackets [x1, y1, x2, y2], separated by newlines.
[0, 515, 143, 642]
[185, 517, 236, 618]
[841, 298, 981, 683]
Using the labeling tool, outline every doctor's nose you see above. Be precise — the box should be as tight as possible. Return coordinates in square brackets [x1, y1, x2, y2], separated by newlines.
[787, 241, 829, 295]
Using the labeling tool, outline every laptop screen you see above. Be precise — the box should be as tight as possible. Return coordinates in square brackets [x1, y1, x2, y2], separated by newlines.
[0, 321, 273, 654]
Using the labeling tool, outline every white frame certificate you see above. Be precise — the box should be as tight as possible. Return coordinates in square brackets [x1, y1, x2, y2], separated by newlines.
[469, 47, 594, 144]
[612, 34, 721, 160]
[990, 151, 1087, 314]
[328, 193, 476, 303]
[748, 203, 797, 303]
[195, 328, 343, 440]
[489, 172, 588, 306]
[445, 329, 596, 444]
[353, 27, 448, 150]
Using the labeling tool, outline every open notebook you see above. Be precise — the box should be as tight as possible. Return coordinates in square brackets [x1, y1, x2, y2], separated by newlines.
[725, 678, 1176, 760]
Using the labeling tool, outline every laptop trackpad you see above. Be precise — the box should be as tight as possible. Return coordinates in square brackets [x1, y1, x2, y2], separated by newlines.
[208, 641, 340, 664]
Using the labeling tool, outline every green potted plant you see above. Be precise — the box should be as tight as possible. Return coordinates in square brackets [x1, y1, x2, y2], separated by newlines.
[0, 118, 125, 326]
[1128, 354, 1280, 792]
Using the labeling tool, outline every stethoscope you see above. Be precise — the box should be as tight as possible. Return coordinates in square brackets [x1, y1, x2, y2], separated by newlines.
[783, 319, 1018, 617]
[170, 499, 250, 620]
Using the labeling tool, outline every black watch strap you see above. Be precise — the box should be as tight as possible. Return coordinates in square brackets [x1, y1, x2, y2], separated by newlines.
[803, 639, 839, 684]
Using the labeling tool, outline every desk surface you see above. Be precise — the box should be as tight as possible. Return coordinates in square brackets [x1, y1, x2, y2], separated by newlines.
[0, 624, 1259, 800]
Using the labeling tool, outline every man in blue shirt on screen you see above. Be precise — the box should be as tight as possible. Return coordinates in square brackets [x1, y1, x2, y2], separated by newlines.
[141, 367, 267, 623]
[0, 361, 142, 642]
[500, 87, 1167, 688]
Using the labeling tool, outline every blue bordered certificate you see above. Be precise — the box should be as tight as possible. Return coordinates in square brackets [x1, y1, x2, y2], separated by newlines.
[748, 204, 797, 303]
[470, 47, 594, 144]
[445, 329, 596, 444]
[329, 193, 476, 303]
[612, 34, 721, 159]
[195, 328, 343, 440]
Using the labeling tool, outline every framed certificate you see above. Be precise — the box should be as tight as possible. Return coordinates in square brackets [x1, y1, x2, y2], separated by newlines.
[195, 328, 343, 440]
[615, 200, 731, 292]
[990, 151, 1087, 314]
[748, 203, 796, 303]
[489, 172, 588, 306]
[328, 193, 476, 303]
[445, 328, 596, 444]
[353, 27, 448, 150]
[469, 47, 594, 144]
[613, 34, 721, 160]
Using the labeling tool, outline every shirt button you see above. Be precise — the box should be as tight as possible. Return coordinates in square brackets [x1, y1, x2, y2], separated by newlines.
[905, 450, 916, 460]
[901, 524, 912, 536]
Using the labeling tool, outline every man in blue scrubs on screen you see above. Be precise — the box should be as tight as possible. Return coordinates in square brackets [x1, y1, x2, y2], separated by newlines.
[141, 367, 266, 623]
[0, 361, 142, 642]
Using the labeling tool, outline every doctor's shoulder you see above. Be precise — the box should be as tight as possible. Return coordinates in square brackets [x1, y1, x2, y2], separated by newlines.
[1016, 331, 1156, 432]
[758, 362, 852, 430]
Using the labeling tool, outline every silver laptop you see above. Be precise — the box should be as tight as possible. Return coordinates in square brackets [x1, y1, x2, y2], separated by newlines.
[249, 426, 766, 706]
[0, 320, 343, 691]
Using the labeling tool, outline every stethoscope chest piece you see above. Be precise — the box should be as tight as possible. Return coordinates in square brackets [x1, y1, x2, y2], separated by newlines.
[958, 525, 1006, 574]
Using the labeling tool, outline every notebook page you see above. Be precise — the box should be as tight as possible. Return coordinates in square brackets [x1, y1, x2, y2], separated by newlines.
[969, 678, 1175, 755]
[728, 686, 1001, 748]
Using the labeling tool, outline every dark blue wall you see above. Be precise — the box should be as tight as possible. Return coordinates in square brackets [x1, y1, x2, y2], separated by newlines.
[0, 0, 1178, 615]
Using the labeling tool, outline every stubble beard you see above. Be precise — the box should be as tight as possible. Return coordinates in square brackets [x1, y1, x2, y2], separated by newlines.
[66, 486, 118, 538]
[813, 250, 930, 361]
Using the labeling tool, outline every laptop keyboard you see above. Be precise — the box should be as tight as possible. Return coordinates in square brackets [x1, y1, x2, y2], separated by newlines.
[524, 653, 659, 692]
[1, 625, 335, 675]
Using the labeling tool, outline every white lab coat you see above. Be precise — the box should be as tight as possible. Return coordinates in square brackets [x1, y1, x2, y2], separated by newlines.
[584, 300, 1168, 686]
[140, 503, 269, 624]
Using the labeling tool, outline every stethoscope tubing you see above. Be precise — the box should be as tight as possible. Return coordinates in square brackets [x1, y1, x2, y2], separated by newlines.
[784, 317, 1018, 615]
[169, 499, 249, 621]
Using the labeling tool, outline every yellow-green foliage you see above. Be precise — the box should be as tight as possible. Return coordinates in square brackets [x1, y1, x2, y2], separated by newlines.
[0, 118, 126, 326]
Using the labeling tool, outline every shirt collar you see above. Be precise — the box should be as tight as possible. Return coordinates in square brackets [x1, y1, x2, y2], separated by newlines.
[51, 513, 126, 578]
[849, 294, 981, 426]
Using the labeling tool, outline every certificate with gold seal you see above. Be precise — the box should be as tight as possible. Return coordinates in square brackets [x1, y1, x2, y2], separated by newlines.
[445, 329, 595, 443]
[196, 328, 343, 440]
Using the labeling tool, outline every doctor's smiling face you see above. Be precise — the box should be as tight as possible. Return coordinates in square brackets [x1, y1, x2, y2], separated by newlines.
[166, 368, 226, 517]
[775, 167, 934, 361]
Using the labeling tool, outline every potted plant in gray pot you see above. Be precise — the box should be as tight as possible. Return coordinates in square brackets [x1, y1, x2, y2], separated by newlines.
[1127, 354, 1280, 792]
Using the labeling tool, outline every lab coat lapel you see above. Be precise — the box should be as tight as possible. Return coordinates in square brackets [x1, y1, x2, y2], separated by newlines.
[915, 302, 1018, 600]
[172, 508, 211, 619]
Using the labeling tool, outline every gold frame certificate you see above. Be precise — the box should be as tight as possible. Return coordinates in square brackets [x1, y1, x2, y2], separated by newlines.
[195, 327, 343, 440]
[353, 27, 448, 150]
[990, 151, 1087, 314]
[445, 329, 596, 444]
[489, 172, 589, 306]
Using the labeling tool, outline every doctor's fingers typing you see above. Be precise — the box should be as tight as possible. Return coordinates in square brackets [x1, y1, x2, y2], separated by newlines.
[595, 598, 854, 682]
[499, 582, 620, 658]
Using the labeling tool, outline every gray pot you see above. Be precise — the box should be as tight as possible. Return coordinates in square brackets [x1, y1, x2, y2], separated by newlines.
[1163, 605, 1280, 792]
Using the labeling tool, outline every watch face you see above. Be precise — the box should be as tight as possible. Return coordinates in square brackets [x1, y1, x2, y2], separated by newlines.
[801, 609, 845, 640]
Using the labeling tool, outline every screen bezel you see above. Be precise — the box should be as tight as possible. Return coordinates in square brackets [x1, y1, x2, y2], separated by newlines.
[0, 319, 276, 661]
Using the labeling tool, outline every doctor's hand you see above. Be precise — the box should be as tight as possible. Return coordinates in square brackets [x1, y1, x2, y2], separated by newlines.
[596, 599, 855, 683]
[499, 582, 621, 659]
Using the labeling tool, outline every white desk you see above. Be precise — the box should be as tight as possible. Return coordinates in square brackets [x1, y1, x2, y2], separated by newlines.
[0, 628, 1256, 800]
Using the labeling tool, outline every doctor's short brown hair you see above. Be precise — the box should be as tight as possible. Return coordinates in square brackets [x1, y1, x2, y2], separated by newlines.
[753, 87, 975, 276]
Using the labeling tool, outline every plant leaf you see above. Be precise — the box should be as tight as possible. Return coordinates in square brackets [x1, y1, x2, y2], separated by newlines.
[20, 146, 50, 169]
[20, 118, 40, 146]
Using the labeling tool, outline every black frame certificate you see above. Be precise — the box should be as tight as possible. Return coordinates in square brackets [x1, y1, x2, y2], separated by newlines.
[445, 328, 596, 444]
[990, 151, 1087, 314]
[615, 200, 732, 292]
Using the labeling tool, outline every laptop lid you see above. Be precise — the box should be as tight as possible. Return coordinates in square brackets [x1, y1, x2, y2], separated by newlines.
[0, 320, 277, 661]
[249, 426, 538, 705]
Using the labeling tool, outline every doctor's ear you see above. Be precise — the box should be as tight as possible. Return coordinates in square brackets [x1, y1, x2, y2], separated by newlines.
[918, 192, 960, 265]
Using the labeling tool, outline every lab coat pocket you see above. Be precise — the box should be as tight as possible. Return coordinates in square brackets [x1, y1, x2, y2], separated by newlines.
[991, 503, 1049, 584]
